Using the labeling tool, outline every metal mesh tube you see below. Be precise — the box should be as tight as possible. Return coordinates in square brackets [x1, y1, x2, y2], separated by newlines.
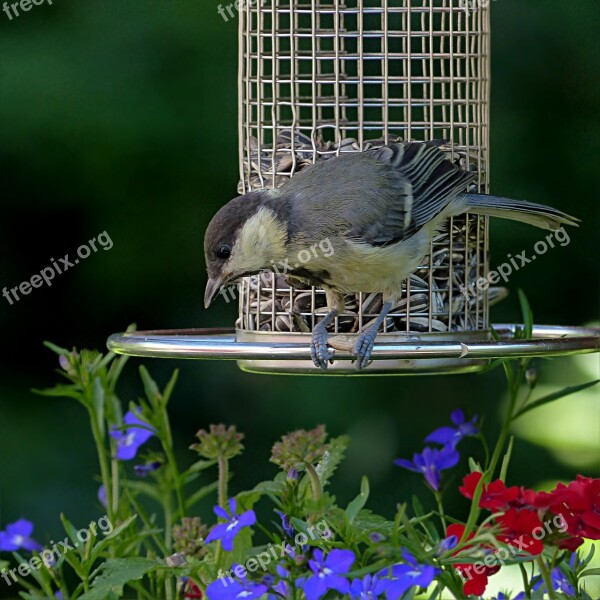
[237, 0, 491, 337]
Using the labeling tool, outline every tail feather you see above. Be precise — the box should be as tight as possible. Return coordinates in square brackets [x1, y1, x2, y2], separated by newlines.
[463, 193, 580, 231]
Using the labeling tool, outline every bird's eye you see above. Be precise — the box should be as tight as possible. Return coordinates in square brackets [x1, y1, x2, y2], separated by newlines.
[216, 245, 231, 260]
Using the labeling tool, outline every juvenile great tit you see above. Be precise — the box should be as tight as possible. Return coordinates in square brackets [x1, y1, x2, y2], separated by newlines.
[204, 141, 578, 370]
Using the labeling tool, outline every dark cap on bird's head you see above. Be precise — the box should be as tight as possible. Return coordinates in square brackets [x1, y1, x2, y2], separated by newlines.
[203, 190, 289, 308]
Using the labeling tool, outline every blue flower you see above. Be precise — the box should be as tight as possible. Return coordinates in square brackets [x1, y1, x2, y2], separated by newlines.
[134, 461, 162, 477]
[492, 594, 525, 600]
[296, 548, 355, 600]
[205, 498, 256, 552]
[276, 510, 295, 539]
[206, 566, 268, 600]
[110, 407, 155, 460]
[98, 485, 107, 508]
[394, 445, 459, 490]
[0, 519, 43, 553]
[270, 563, 291, 598]
[532, 566, 575, 596]
[437, 534, 458, 554]
[378, 552, 439, 600]
[425, 409, 478, 447]
[349, 574, 387, 599]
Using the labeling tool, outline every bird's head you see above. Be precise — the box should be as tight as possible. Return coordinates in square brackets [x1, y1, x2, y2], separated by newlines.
[203, 191, 289, 308]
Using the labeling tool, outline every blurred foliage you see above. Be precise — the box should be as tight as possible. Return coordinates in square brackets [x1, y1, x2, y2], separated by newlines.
[0, 1, 598, 597]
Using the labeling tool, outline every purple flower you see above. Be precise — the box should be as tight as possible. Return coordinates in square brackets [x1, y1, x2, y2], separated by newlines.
[394, 445, 459, 490]
[425, 409, 478, 447]
[98, 485, 108, 508]
[110, 408, 155, 460]
[207, 566, 268, 600]
[492, 594, 525, 600]
[296, 548, 355, 600]
[276, 511, 295, 539]
[438, 534, 458, 554]
[0, 519, 43, 553]
[205, 498, 256, 552]
[271, 563, 291, 598]
[532, 567, 575, 596]
[369, 532, 385, 543]
[378, 552, 439, 600]
[349, 574, 386, 599]
[134, 461, 162, 477]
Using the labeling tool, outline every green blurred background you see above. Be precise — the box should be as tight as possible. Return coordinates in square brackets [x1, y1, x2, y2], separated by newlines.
[0, 1, 598, 597]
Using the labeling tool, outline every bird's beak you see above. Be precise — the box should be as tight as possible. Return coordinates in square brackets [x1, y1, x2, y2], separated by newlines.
[204, 277, 224, 309]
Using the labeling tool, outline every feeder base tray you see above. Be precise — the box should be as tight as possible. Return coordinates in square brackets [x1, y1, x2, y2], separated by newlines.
[106, 325, 600, 376]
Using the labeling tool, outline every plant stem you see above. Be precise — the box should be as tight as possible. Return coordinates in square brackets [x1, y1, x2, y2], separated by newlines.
[218, 456, 229, 507]
[536, 555, 557, 600]
[89, 410, 114, 523]
[434, 490, 448, 533]
[305, 463, 322, 500]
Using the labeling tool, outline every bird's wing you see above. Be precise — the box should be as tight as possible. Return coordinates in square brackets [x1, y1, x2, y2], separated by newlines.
[284, 142, 475, 247]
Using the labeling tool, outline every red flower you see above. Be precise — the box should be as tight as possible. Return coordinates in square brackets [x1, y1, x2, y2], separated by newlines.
[496, 508, 545, 555]
[546, 476, 600, 540]
[183, 580, 203, 599]
[446, 523, 500, 597]
[459, 472, 520, 512]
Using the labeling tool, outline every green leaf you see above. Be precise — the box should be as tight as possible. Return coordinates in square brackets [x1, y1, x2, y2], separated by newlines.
[91, 516, 137, 563]
[78, 558, 157, 600]
[316, 435, 350, 486]
[91, 376, 105, 438]
[513, 380, 600, 419]
[580, 568, 600, 578]
[139, 366, 161, 409]
[161, 369, 179, 407]
[499, 436, 514, 482]
[517, 289, 533, 339]
[43, 341, 70, 356]
[345, 476, 370, 524]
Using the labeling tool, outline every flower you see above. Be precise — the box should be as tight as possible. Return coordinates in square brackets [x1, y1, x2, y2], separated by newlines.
[276, 511, 295, 539]
[110, 407, 155, 460]
[173, 517, 208, 559]
[459, 472, 520, 512]
[425, 409, 478, 447]
[134, 461, 162, 477]
[545, 475, 600, 540]
[206, 566, 267, 600]
[349, 574, 386, 599]
[191, 425, 244, 460]
[437, 534, 458, 554]
[446, 523, 499, 596]
[271, 425, 329, 472]
[205, 498, 256, 552]
[271, 563, 291, 598]
[98, 485, 107, 509]
[496, 508, 545, 556]
[394, 445, 459, 490]
[379, 552, 439, 600]
[296, 548, 355, 600]
[532, 566, 576, 596]
[0, 519, 43, 553]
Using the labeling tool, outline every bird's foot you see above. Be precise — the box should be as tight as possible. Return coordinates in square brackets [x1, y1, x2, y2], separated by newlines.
[310, 321, 335, 370]
[353, 326, 379, 370]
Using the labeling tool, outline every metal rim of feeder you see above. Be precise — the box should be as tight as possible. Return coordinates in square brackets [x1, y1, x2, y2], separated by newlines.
[106, 325, 600, 376]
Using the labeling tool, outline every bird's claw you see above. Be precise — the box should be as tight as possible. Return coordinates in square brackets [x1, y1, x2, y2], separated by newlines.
[310, 323, 335, 369]
[353, 327, 378, 370]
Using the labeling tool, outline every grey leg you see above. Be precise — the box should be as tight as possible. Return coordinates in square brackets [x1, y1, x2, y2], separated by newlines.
[310, 309, 337, 370]
[353, 301, 393, 370]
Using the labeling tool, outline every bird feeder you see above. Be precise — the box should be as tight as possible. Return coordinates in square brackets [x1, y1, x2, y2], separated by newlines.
[107, 1, 600, 374]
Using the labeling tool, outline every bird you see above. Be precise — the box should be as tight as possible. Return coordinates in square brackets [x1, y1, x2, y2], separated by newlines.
[203, 141, 579, 370]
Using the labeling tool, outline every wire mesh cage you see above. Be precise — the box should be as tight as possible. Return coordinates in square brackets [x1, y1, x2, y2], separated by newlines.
[235, 0, 492, 373]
